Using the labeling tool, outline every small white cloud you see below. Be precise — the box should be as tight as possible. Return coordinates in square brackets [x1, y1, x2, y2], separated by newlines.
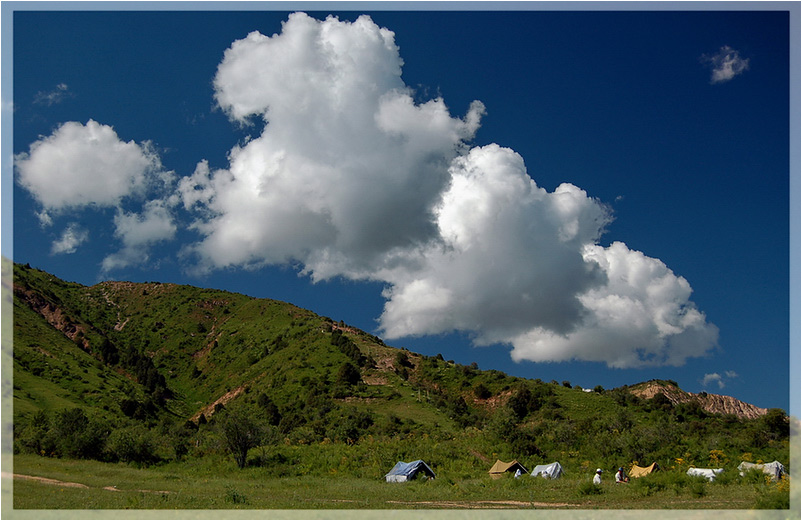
[15, 120, 162, 211]
[702, 370, 739, 390]
[34, 83, 72, 106]
[701, 46, 750, 84]
[36, 210, 53, 228]
[702, 373, 725, 389]
[51, 223, 88, 254]
[101, 200, 177, 273]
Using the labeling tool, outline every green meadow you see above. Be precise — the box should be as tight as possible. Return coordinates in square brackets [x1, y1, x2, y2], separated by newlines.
[10, 453, 792, 511]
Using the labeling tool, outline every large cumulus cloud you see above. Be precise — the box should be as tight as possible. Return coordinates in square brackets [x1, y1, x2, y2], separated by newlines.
[176, 12, 719, 369]
[186, 12, 485, 278]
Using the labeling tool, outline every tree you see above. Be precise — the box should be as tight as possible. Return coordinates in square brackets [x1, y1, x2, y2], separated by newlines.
[763, 408, 789, 438]
[336, 362, 361, 387]
[395, 351, 411, 368]
[219, 408, 264, 469]
[18, 410, 54, 456]
[52, 408, 107, 459]
[474, 383, 492, 399]
[107, 425, 159, 465]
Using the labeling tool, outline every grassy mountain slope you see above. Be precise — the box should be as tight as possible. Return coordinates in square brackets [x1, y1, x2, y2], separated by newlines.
[11, 262, 789, 474]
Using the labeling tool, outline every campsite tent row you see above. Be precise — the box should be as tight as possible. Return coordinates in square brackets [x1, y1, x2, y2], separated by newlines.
[386, 459, 785, 483]
[387, 460, 659, 482]
[487, 460, 565, 479]
[385, 460, 564, 482]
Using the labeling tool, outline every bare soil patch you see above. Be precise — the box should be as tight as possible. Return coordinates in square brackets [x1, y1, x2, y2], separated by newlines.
[10, 473, 171, 495]
[386, 500, 578, 509]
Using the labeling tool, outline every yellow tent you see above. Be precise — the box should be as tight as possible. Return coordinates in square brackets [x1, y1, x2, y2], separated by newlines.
[629, 462, 660, 478]
[488, 459, 528, 479]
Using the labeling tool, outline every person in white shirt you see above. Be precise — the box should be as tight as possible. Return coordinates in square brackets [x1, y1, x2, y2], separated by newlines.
[615, 467, 629, 483]
[593, 468, 602, 484]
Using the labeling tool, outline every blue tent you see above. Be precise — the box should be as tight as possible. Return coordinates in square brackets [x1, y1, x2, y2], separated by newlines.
[385, 460, 436, 482]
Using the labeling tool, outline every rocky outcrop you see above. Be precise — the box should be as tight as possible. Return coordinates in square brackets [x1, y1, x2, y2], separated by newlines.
[13, 284, 90, 349]
[694, 392, 768, 420]
[629, 380, 768, 420]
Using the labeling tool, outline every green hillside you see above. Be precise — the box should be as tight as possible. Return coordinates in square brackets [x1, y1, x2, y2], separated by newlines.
[11, 262, 790, 488]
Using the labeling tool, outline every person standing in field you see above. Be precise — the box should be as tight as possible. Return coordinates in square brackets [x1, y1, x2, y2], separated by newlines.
[615, 467, 629, 483]
[593, 468, 602, 484]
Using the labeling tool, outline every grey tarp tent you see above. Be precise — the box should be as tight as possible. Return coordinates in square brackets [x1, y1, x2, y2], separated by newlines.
[488, 460, 529, 479]
[687, 467, 723, 482]
[738, 461, 786, 481]
[530, 462, 564, 479]
[385, 460, 436, 482]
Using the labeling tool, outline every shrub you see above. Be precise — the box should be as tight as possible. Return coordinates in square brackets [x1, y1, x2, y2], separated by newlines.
[474, 383, 492, 400]
[336, 362, 361, 387]
[689, 481, 707, 498]
[52, 408, 108, 459]
[395, 351, 411, 368]
[224, 486, 248, 505]
[753, 489, 790, 510]
[577, 481, 603, 496]
[107, 426, 159, 465]
[741, 468, 769, 484]
[17, 410, 55, 456]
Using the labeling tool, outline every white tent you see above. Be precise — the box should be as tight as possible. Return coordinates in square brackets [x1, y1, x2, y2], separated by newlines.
[687, 467, 723, 482]
[738, 461, 786, 481]
[530, 462, 564, 479]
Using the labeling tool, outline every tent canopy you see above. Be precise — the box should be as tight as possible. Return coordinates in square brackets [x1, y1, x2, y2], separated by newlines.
[489, 460, 528, 478]
[687, 467, 723, 482]
[385, 460, 436, 482]
[530, 462, 564, 479]
[738, 461, 786, 481]
[630, 462, 660, 478]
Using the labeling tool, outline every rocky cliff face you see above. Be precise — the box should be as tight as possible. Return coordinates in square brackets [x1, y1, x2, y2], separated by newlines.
[629, 381, 768, 420]
[14, 283, 90, 349]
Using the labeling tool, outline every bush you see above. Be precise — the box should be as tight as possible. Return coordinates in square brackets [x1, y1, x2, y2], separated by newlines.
[107, 426, 159, 465]
[474, 383, 492, 399]
[336, 362, 361, 387]
[17, 410, 56, 456]
[740, 468, 768, 484]
[689, 481, 707, 498]
[753, 490, 790, 509]
[224, 486, 248, 505]
[577, 481, 603, 496]
[752, 476, 791, 509]
[52, 408, 108, 459]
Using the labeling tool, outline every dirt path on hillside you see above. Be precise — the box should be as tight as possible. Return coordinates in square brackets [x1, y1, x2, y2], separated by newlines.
[9, 473, 171, 494]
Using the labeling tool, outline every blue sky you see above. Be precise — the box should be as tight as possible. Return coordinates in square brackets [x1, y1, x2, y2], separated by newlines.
[5, 5, 797, 413]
